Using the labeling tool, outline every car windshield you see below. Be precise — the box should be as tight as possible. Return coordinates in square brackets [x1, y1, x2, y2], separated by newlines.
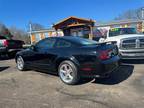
[109, 28, 137, 37]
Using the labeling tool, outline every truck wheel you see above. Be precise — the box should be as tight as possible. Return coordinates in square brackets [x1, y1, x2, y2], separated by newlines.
[16, 56, 26, 71]
[58, 60, 80, 85]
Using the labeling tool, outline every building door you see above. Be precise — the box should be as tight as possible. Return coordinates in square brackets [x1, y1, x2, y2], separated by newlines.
[71, 30, 83, 36]
[35, 33, 41, 42]
[78, 30, 83, 37]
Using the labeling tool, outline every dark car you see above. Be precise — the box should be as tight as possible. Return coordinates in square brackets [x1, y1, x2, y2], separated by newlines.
[0, 35, 24, 58]
[15, 36, 120, 85]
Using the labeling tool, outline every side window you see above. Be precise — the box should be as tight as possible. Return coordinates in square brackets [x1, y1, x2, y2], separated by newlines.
[56, 40, 72, 48]
[35, 38, 56, 49]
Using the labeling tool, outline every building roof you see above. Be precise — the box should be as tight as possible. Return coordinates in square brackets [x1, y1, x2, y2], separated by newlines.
[53, 16, 95, 29]
[55, 16, 95, 25]
[28, 28, 58, 34]
[95, 19, 144, 27]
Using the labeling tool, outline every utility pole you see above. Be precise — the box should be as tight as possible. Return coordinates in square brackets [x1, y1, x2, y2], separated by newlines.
[29, 22, 33, 44]
[141, 8, 144, 33]
[89, 19, 94, 40]
[142, 7, 144, 20]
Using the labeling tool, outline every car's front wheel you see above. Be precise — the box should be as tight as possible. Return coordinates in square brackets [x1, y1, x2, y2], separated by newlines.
[58, 60, 80, 85]
[16, 56, 26, 71]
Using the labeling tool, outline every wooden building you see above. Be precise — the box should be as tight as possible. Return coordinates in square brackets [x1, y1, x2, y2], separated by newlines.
[53, 16, 95, 39]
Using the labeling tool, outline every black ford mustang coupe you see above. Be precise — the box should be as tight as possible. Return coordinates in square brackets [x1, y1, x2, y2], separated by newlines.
[15, 36, 120, 85]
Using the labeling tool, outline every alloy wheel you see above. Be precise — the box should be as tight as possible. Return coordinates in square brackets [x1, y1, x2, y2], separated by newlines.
[59, 63, 74, 83]
[17, 56, 24, 70]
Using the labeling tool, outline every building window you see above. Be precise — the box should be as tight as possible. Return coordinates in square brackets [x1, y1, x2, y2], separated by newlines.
[35, 33, 41, 42]
[130, 23, 137, 28]
[112, 25, 121, 28]
[44, 32, 49, 37]
[78, 30, 83, 37]
[71, 31, 77, 36]
[71, 29, 84, 37]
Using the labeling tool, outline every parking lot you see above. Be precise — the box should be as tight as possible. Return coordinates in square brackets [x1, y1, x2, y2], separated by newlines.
[0, 58, 144, 108]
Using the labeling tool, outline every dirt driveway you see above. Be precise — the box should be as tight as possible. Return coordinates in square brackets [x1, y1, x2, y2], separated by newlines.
[0, 58, 144, 108]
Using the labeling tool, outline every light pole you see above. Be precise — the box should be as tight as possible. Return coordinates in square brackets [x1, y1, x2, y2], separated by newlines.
[29, 22, 33, 44]
[142, 7, 144, 20]
[141, 8, 144, 33]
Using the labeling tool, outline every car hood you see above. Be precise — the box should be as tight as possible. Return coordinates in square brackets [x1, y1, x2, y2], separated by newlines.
[106, 34, 144, 42]
[104, 34, 144, 47]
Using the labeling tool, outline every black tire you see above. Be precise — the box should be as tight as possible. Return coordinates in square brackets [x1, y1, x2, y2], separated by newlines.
[16, 56, 26, 71]
[58, 60, 80, 85]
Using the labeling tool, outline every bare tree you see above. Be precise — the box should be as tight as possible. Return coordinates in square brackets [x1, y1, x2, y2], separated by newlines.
[0, 23, 6, 33]
[9, 26, 30, 44]
[114, 7, 143, 20]
[0, 23, 13, 39]
[31, 22, 45, 31]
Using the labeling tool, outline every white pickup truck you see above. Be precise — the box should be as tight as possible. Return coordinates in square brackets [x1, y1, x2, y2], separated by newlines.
[99, 28, 144, 59]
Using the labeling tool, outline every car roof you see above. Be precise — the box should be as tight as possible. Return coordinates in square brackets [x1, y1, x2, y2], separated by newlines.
[48, 36, 83, 44]
[42, 36, 98, 46]
[51, 36, 80, 40]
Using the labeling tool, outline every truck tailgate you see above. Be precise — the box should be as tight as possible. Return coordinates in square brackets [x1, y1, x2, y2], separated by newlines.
[7, 40, 24, 49]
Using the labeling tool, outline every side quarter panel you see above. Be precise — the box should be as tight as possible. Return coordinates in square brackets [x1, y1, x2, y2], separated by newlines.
[52, 47, 80, 72]
[54, 47, 99, 71]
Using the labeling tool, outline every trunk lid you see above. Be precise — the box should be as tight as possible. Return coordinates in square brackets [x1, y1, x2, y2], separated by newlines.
[96, 43, 118, 60]
[7, 40, 24, 49]
[0, 35, 24, 48]
[82, 42, 118, 60]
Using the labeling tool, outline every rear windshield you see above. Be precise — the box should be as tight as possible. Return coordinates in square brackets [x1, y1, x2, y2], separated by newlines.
[72, 37, 97, 46]
[80, 39, 97, 46]
[0, 36, 6, 39]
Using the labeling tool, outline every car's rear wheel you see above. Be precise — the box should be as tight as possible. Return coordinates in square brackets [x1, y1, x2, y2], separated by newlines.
[58, 60, 80, 85]
[16, 56, 26, 71]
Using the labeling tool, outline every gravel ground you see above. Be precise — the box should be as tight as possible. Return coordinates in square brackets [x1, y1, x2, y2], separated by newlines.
[0, 58, 144, 108]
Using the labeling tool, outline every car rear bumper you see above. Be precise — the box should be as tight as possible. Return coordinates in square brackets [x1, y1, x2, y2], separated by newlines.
[119, 49, 144, 59]
[79, 56, 120, 78]
[8, 48, 23, 52]
[0, 47, 7, 53]
[0, 47, 23, 54]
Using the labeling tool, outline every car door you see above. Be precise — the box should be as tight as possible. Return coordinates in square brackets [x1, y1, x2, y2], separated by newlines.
[29, 38, 57, 71]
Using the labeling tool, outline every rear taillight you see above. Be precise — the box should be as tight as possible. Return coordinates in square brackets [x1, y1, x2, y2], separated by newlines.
[99, 50, 112, 60]
[3, 40, 8, 47]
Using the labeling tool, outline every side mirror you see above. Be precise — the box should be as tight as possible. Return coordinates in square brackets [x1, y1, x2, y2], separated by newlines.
[30, 45, 36, 50]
